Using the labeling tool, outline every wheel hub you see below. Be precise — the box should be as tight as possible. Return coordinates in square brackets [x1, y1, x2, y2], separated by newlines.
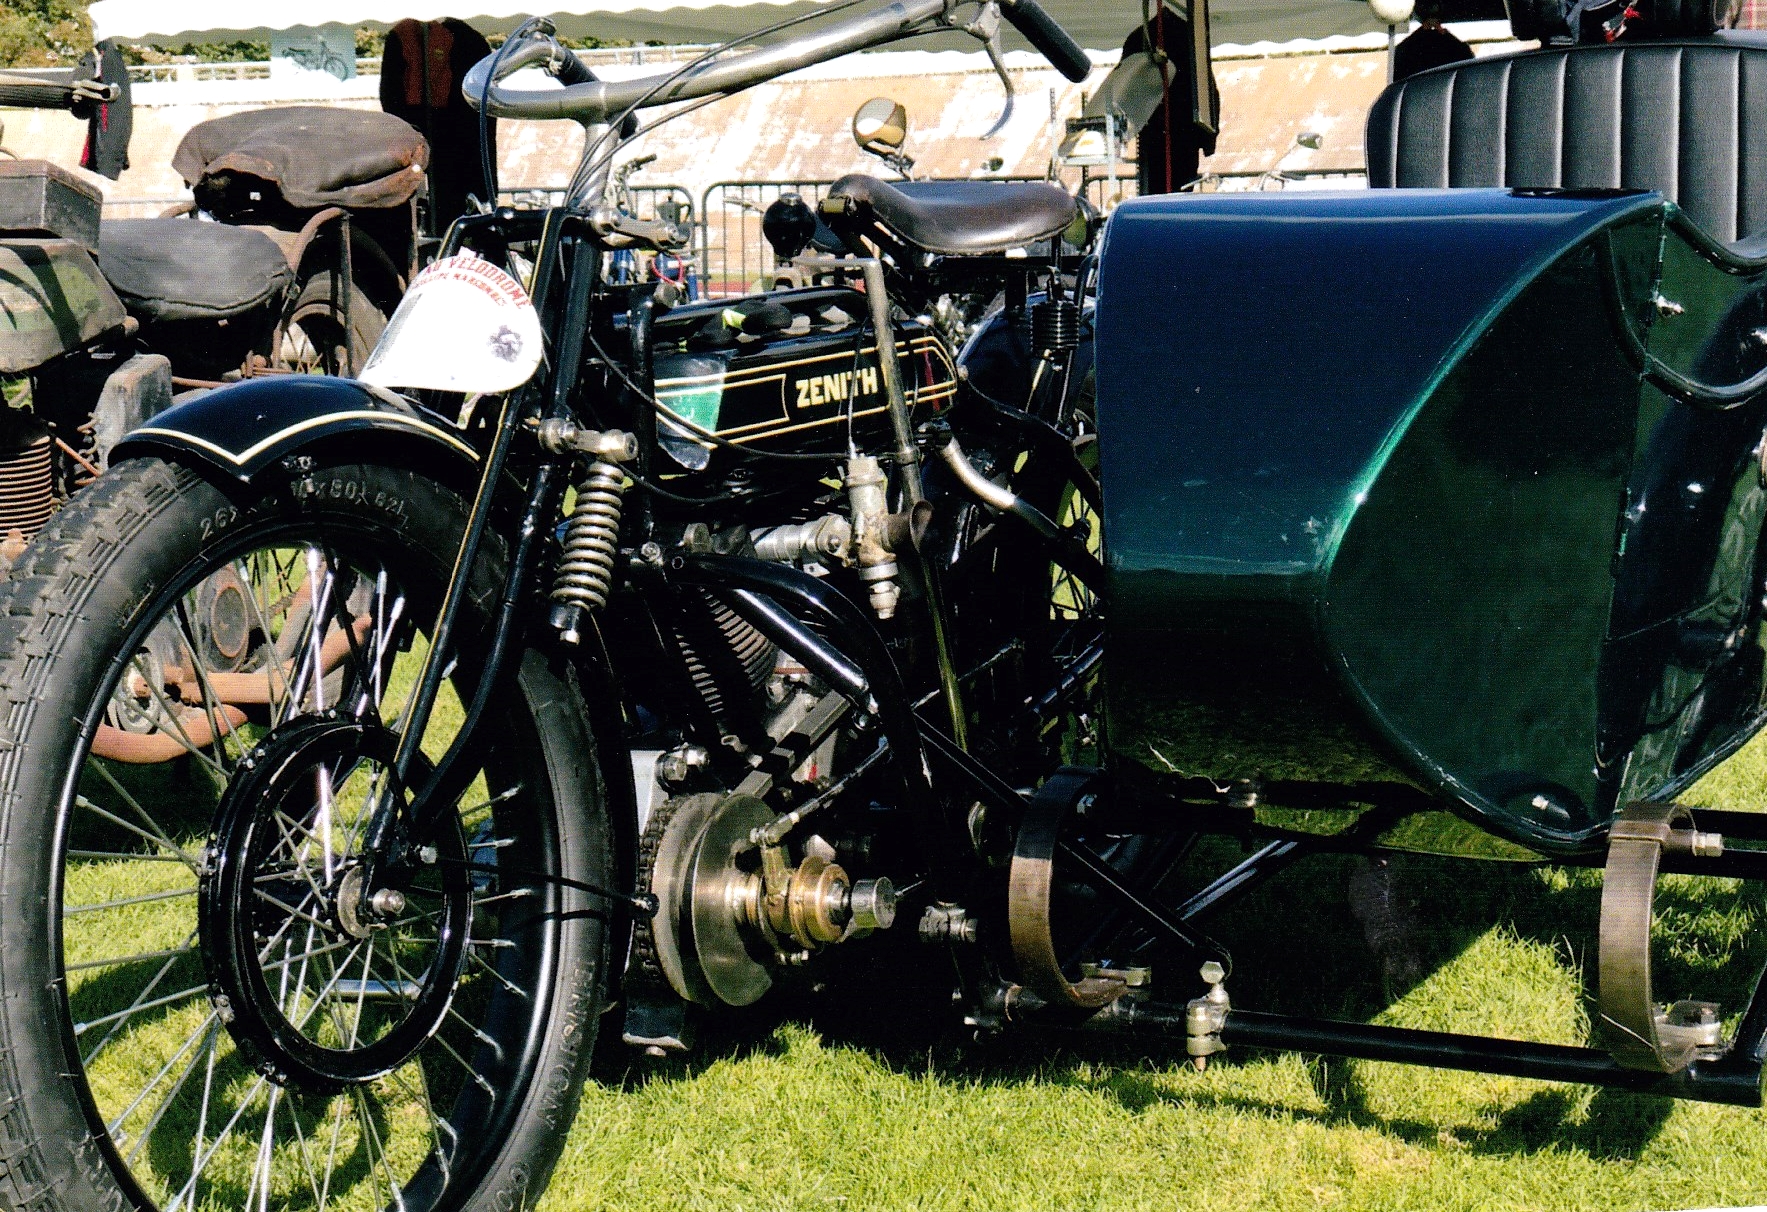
[198, 714, 469, 1091]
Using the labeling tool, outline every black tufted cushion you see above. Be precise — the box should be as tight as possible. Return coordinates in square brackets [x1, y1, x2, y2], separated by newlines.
[1366, 34, 1767, 248]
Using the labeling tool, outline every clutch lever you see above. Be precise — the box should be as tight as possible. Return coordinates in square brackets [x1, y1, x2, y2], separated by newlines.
[956, 0, 1015, 138]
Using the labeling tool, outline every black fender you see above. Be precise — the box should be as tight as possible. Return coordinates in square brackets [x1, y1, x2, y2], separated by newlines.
[112, 374, 479, 492]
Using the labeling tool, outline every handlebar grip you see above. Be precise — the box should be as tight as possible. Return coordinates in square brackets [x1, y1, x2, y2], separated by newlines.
[552, 48, 597, 87]
[0, 78, 77, 110]
[999, 0, 1091, 82]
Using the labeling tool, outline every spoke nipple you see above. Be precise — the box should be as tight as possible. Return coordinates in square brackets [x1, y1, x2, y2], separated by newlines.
[370, 888, 407, 916]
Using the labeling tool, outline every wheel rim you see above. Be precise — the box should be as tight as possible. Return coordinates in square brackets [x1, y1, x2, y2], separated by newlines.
[55, 523, 563, 1211]
[278, 306, 353, 377]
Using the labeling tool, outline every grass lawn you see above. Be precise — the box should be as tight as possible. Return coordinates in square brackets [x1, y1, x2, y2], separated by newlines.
[540, 735, 1767, 1212]
[59, 582, 1767, 1211]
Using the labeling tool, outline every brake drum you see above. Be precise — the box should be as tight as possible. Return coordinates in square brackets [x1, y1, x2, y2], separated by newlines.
[646, 792, 775, 1007]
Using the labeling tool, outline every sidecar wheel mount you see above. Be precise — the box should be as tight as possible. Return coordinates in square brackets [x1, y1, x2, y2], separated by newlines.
[1598, 802, 1728, 1073]
[1007, 769, 1135, 1011]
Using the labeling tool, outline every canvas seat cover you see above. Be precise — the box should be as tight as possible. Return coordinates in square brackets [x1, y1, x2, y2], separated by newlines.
[172, 106, 429, 211]
[98, 218, 291, 323]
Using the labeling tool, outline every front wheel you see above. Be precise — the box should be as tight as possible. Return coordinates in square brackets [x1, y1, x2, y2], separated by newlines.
[0, 458, 610, 1211]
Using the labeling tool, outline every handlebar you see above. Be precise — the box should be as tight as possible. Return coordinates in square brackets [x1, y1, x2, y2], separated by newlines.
[0, 74, 117, 111]
[465, 0, 1090, 123]
[999, 0, 1090, 82]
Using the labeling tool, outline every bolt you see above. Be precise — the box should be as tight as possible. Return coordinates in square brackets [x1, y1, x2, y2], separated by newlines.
[370, 888, 407, 917]
[417, 845, 439, 865]
[1200, 961, 1225, 985]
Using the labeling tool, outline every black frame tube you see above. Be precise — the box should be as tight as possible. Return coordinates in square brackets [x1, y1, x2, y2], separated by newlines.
[1086, 1002, 1766, 1107]
[676, 554, 977, 898]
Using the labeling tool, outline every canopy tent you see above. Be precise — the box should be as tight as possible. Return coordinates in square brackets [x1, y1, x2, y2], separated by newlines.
[86, 0, 1460, 55]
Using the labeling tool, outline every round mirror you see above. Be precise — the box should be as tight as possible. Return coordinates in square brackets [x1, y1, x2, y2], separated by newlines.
[1370, 0, 1415, 22]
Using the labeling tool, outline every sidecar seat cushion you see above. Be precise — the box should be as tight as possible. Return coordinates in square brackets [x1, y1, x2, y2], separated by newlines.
[98, 219, 293, 323]
[1366, 33, 1767, 249]
[823, 175, 1078, 256]
[172, 106, 429, 211]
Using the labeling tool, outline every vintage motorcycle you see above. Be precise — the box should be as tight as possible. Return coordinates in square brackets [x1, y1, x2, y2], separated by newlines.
[0, 77, 419, 553]
[0, 0, 1765, 1207]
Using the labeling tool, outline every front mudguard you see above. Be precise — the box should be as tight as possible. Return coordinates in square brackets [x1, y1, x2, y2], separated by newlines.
[112, 374, 479, 493]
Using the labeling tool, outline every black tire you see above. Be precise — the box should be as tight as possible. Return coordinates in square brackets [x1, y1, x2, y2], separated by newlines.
[274, 271, 387, 377]
[0, 457, 610, 1211]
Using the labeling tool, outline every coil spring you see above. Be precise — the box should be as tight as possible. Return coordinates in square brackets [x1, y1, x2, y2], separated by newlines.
[1030, 297, 1080, 355]
[551, 457, 627, 614]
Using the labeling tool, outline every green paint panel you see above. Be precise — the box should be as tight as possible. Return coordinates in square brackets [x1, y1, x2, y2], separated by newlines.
[1095, 188, 1767, 856]
[0, 239, 125, 373]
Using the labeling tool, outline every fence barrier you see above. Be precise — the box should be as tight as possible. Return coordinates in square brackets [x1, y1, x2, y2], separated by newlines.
[95, 164, 1368, 304]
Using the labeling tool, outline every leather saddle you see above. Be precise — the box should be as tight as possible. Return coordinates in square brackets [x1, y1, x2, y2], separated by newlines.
[99, 219, 292, 324]
[822, 174, 1079, 256]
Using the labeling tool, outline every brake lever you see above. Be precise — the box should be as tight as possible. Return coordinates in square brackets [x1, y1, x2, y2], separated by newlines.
[980, 35, 1015, 138]
[589, 205, 692, 251]
[960, 3, 1015, 139]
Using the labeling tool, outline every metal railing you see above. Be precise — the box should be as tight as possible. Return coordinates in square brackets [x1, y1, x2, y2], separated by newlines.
[91, 163, 1369, 303]
[124, 46, 723, 86]
[698, 176, 1072, 297]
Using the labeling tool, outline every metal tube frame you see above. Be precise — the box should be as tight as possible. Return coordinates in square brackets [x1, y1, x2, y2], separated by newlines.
[1086, 999, 1767, 1108]
[1062, 801, 1767, 1106]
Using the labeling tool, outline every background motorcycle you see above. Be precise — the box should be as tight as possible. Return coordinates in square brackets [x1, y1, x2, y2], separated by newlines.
[0, 79, 416, 556]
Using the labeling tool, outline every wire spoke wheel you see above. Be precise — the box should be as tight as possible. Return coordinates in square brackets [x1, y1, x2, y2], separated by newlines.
[0, 459, 608, 1212]
[271, 272, 387, 379]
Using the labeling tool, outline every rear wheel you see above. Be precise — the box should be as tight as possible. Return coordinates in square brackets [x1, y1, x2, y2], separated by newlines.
[273, 271, 387, 377]
[0, 458, 609, 1211]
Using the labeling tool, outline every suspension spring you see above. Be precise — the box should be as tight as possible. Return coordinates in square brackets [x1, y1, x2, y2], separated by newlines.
[1030, 297, 1080, 356]
[550, 456, 628, 644]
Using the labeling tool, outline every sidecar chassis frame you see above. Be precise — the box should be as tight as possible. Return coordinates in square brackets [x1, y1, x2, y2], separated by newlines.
[672, 544, 1767, 1107]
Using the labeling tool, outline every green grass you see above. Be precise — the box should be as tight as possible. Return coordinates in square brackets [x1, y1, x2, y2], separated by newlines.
[62, 572, 1767, 1211]
[532, 734, 1767, 1212]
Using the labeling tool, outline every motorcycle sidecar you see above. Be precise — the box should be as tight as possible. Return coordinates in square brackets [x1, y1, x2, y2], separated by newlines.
[1096, 185, 1767, 858]
[1069, 36, 1767, 1100]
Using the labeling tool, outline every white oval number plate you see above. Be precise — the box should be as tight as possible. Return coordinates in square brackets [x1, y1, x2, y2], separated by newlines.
[358, 253, 543, 395]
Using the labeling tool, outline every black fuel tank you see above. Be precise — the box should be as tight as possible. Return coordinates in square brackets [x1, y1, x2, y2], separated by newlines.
[647, 288, 955, 468]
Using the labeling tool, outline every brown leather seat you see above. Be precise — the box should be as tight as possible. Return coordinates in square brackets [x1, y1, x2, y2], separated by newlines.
[823, 174, 1077, 256]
